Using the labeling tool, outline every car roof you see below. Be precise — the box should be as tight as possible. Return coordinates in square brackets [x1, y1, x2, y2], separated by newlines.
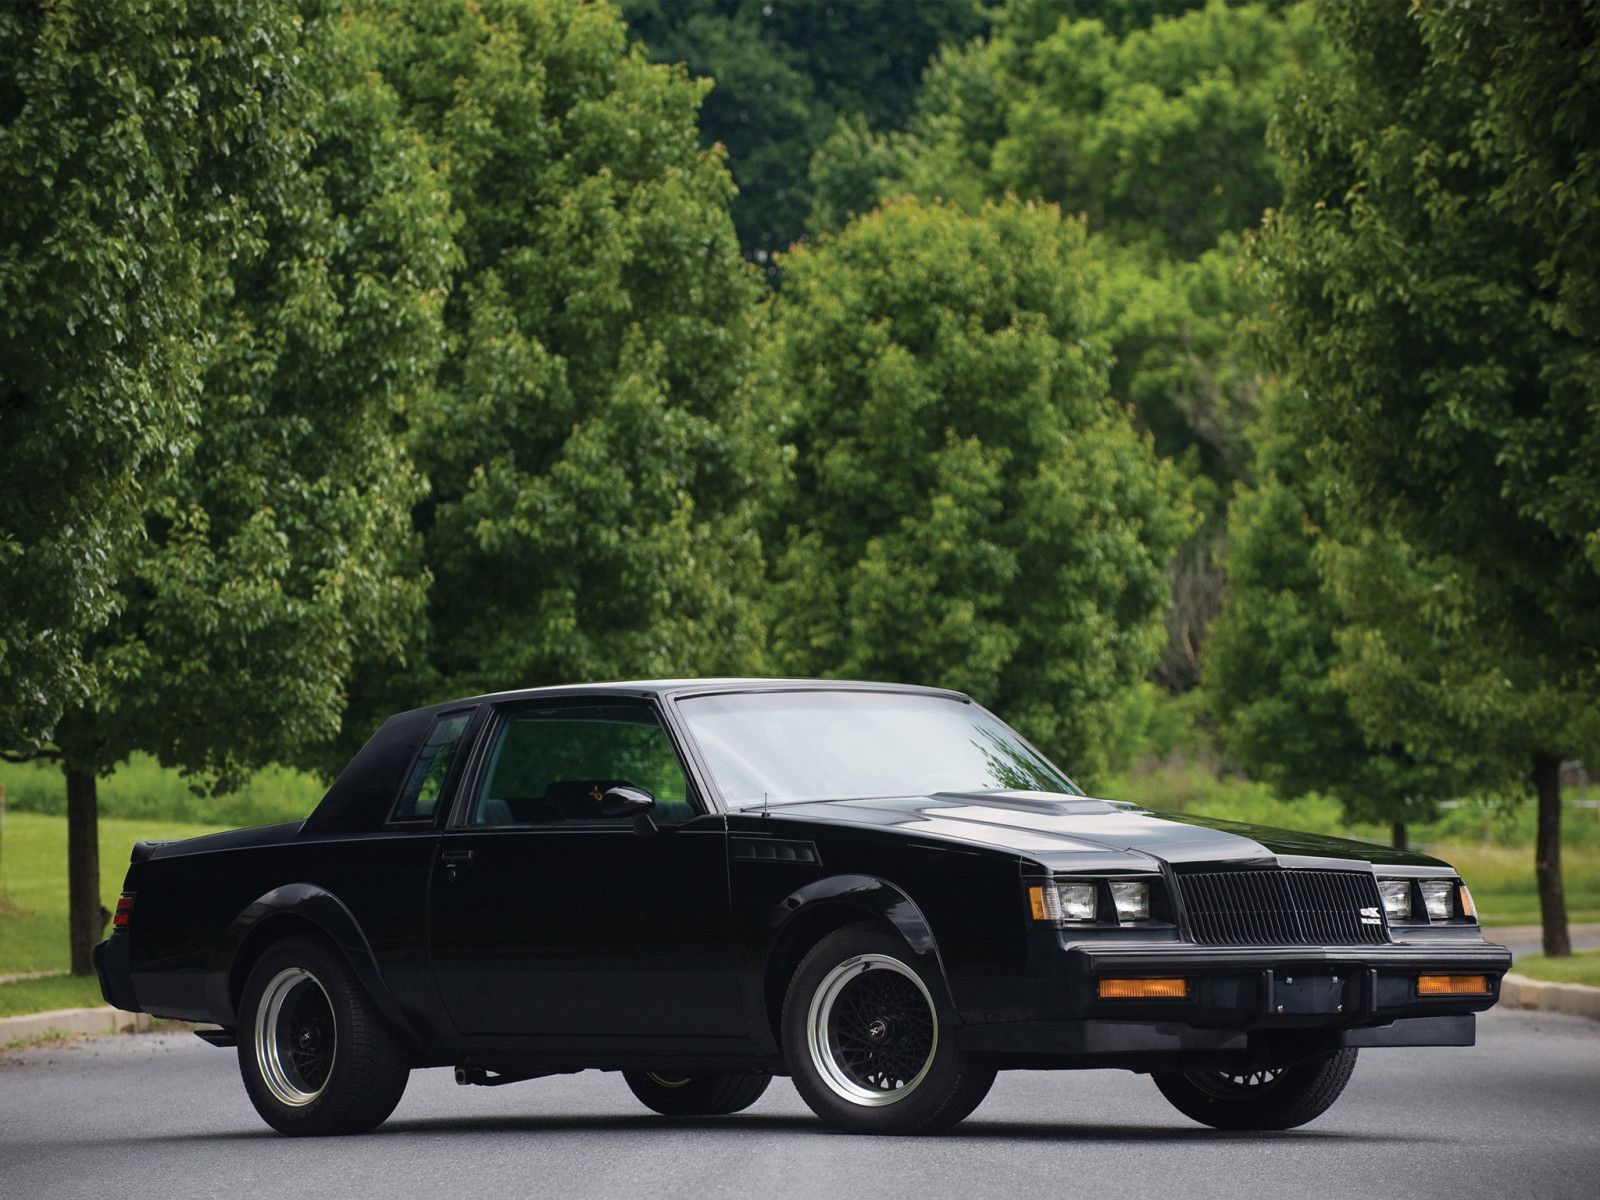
[409, 677, 971, 717]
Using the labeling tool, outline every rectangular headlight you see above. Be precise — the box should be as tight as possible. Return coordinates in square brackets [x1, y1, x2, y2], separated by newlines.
[1028, 882, 1098, 923]
[1110, 881, 1150, 920]
[1421, 880, 1455, 921]
[1057, 883, 1098, 922]
[1379, 879, 1412, 922]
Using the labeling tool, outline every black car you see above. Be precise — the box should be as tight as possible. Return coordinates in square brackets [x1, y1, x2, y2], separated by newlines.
[96, 679, 1510, 1137]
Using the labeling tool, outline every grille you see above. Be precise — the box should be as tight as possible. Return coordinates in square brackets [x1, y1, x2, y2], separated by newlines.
[1176, 869, 1390, 946]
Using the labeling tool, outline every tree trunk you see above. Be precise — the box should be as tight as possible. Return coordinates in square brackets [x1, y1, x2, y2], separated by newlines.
[1391, 821, 1408, 851]
[1532, 752, 1571, 958]
[65, 767, 103, 977]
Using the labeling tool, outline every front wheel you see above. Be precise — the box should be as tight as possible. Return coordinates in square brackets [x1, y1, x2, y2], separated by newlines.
[1152, 1048, 1358, 1130]
[782, 924, 995, 1135]
[237, 936, 410, 1136]
[623, 1070, 771, 1116]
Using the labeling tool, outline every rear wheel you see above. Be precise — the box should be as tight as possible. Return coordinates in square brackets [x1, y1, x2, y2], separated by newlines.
[623, 1070, 771, 1116]
[1152, 1048, 1358, 1130]
[782, 924, 995, 1134]
[237, 936, 410, 1136]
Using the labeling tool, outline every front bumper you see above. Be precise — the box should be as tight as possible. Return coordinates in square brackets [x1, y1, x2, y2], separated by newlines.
[958, 938, 1510, 1070]
[1062, 940, 1511, 1029]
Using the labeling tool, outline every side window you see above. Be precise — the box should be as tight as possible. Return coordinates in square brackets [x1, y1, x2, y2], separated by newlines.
[469, 704, 694, 827]
[391, 710, 472, 822]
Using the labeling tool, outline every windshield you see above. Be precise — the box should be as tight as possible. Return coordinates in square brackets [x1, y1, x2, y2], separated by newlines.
[676, 690, 1081, 808]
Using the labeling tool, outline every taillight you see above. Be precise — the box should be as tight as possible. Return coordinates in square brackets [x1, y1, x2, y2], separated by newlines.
[113, 892, 134, 930]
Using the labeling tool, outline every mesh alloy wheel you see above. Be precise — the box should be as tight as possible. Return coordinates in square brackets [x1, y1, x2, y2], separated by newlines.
[783, 924, 996, 1134]
[807, 954, 938, 1106]
[236, 937, 410, 1136]
[254, 967, 337, 1107]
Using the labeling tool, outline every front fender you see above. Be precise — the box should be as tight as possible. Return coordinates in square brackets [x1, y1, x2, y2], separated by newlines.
[214, 883, 414, 1042]
[765, 873, 958, 1018]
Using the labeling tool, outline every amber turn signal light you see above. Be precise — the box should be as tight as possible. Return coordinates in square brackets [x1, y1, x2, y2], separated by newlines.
[1417, 974, 1489, 996]
[1098, 977, 1187, 999]
[1458, 884, 1477, 919]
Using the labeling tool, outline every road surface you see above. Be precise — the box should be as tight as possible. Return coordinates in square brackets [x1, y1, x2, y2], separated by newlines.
[2, 1006, 1596, 1200]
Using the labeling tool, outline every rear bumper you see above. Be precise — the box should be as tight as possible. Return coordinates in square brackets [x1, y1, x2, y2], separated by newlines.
[92, 934, 140, 1013]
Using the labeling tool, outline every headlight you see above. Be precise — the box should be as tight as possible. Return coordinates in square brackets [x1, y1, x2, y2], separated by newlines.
[1027, 881, 1097, 923]
[1420, 880, 1455, 921]
[1379, 879, 1412, 922]
[1110, 881, 1149, 920]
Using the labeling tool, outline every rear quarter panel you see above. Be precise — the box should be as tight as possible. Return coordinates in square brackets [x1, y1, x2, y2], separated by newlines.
[128, 828, 438, 1035]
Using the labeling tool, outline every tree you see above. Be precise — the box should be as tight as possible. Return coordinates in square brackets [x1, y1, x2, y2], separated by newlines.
[621, 0, 986, 262]
[1259, 0, 1600, 955]
[1, 0, 263, 761]
[843, 0, 1316, 258]
[809, 1, 1318, 689]
[764, 198, 1191, 781]
[1204, 464, 1475, 850]
[348, 0, 781, 724]
[4, 1, 456, 975]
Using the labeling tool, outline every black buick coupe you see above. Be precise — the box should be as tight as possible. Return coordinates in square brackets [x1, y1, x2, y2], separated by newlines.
[97, 679, 1510, 1137]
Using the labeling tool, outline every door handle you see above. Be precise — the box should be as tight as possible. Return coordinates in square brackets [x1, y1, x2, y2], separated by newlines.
[441, 848, 473, 865]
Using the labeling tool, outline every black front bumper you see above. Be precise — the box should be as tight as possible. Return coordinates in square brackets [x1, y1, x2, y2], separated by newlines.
[92, 933, 140, 1013]
[958, 938, 1510, 1070]
[1064, 940, 1511, 1029]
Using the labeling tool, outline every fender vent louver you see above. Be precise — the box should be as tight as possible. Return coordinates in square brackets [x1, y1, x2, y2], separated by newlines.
[731, 837, 820, 866]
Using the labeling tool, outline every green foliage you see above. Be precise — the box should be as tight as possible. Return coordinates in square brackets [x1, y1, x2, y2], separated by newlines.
[343, 0, 779, 734]
[887, 0, 1313, 256]
[0, 0, 312, 754]
[1204, 468, 1474, 833]
[623, 0, 986, 260]
[1259, 0, 1600, 770]
[49, 4, 456, 781]
[764, 198, 1191, 780]
[1420, 1, 1600, 346]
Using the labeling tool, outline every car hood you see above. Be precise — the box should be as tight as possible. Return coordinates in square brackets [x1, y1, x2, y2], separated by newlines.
[767, 790, 1448, 870]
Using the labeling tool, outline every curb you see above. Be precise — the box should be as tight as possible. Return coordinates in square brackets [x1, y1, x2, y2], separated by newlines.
[1500, 972, 1600, 1021]
[0, 1005, 194, 1047]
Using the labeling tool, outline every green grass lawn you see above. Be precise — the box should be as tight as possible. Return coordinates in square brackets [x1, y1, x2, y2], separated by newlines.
[0, 974, 106, 1018]
[1512, 949, 1600, 987]
[0, 811, 226, 977]
[1445, 845, 1600, 927]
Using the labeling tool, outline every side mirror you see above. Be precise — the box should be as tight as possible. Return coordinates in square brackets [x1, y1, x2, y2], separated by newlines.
[601, 785, 658, 835]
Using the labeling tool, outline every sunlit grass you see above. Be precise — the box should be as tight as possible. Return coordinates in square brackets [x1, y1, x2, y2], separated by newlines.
[1513, 950, 1600, 987]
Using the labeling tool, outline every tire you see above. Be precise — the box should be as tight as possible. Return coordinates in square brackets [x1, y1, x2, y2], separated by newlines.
[781, 923, 995, 1135]
[623, 1070, 772, 1116]
[237, 936, 410, 1136]
[1152, 1048, 1358, 1131]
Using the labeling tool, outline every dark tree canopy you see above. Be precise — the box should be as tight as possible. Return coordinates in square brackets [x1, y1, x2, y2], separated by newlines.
[621, 0, 986, 261]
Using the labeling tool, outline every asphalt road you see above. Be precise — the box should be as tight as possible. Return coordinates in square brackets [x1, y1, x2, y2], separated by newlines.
[3, 1007, 1596, 1200]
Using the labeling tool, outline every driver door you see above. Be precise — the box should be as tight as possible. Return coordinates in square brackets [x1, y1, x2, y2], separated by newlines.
[426, 699, 743, 1042]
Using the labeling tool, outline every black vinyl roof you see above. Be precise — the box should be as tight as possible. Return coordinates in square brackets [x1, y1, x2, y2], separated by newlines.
[302, 678, 970, 835]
